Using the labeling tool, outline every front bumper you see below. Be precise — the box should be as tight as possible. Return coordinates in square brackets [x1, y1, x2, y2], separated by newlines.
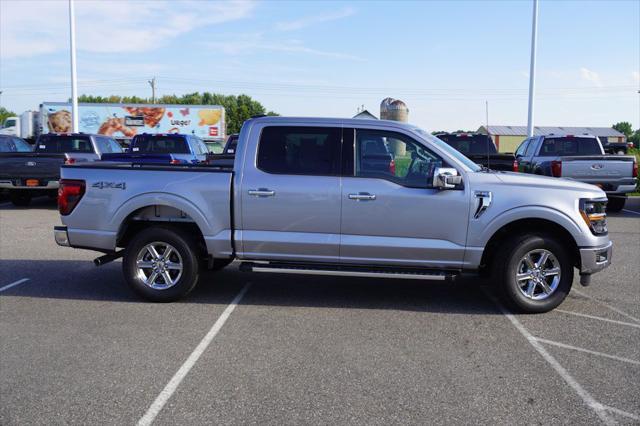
[0, 180, 59, 190]
[579, 241, 613, 275]
[54, 226, 70, 247]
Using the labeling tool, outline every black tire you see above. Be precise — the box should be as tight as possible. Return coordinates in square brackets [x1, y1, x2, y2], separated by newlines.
[206, 257, 234, 271]
[606, 196, 626, 212]
[493, 233, 573, 313]
[123, 226, 200, 302]
[10, 191, 32, 207]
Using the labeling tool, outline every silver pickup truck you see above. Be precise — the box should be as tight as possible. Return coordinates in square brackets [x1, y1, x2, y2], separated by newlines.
[514, 134, 637, 211]
[54, 117, 613, 313]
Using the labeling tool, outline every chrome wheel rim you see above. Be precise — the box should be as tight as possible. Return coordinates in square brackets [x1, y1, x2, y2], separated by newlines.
[516, 249, 561, 301]
[135, 242, 183, 290]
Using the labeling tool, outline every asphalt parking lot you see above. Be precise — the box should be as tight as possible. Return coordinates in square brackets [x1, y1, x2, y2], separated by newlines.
[1, 198, 638, 425]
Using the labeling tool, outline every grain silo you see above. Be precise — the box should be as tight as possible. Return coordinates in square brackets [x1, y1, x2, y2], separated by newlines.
[380, 98, 409, 156]
[380, 97, 409, 122]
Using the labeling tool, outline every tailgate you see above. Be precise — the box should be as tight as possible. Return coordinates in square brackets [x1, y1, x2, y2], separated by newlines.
[560, 156, 634, 180]
[0, 153, 65, 180]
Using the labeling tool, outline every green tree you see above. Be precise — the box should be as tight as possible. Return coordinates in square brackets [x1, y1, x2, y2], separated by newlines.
[629, 129, 640, 148]
[612, 121, 633, 139]
[78, 92, 277, 134]
[0, 106, 17, 125]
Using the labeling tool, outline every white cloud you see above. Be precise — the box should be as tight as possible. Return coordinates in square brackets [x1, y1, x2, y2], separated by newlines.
[276, 7, 355, 31]
[217, 33, 363, 61]
[633, 71, 640, 83]
[0, 0, 256, 58]
[579, 67, 602, 86]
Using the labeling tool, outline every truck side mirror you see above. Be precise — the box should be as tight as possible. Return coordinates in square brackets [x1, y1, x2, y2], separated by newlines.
[433, 167, 462, 189]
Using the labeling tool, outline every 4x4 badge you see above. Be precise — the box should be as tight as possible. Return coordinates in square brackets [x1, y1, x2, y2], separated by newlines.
[92, 181, 126, 190]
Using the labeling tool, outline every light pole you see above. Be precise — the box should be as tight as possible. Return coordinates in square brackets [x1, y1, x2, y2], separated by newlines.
[526, 0, 539, 138]
[69, 0, 79, 132]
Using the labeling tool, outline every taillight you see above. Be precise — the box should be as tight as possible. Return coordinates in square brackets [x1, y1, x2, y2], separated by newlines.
[551, 160, 562, 177]
[170, 159, 181, 165]
[512, 160, 519, 172]
[633, 159, 638, 178]
[389, 159, 396, 175]
[65, 157, 76, 165]
[58, 179, 85, 215]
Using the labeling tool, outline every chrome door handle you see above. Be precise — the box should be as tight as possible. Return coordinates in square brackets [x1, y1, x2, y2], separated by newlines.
[248, 188, 275, 197]
[348, 192, 376, 201]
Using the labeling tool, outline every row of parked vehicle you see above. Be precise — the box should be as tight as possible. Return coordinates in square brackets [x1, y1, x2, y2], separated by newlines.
[0, 127, 637, 211]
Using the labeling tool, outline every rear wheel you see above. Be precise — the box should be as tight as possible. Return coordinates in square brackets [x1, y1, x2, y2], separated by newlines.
[494, 233, 573, 313]
[123, 227, 200, 302]
[607, 196, 626, 212]
[10, 191, 32, 207]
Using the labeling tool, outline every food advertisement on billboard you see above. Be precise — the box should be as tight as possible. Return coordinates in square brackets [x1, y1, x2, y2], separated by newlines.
[41, 102, 225, 141]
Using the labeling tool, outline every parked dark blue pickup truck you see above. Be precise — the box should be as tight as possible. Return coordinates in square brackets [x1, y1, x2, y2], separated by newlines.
[101, 134, 210, 164]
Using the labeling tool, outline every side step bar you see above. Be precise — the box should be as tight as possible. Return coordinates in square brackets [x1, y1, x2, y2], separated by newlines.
[240, 262, 457, 282]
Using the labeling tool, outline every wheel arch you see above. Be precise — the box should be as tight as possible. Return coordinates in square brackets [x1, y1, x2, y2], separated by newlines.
[480, 218, 582, 273]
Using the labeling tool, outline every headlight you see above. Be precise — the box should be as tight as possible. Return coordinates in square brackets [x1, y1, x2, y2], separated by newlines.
[579, 198, 608, 235]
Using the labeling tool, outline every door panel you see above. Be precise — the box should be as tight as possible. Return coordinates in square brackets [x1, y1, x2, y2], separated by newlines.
[240, 125, 342, 261]
[340, 177, 469, 267]
[339, 129, 470, 268]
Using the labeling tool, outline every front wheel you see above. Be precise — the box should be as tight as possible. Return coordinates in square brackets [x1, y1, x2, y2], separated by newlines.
[123, 227, 200, 302]
[494, 234, 573, 313]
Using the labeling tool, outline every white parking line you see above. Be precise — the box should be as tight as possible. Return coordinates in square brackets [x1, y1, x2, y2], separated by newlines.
[535, 337, 640, 366]
[483, 292, 616, 425]
[0, 278, 30, 293]
[621, 209, 640, 216]
[602, 404, 640, 422]
[137, 283, 251, 426]
[571, 288, 640, 324]
[555, 309, 640, 329]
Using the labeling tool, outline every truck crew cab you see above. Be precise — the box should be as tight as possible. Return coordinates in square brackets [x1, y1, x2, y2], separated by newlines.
[54, 117, 613, 313]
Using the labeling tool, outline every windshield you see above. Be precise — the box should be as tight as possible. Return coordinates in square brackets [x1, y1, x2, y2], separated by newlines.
[3, 119, 17, 128]
[412, 128, 482, 171]
[36, 135, 94, 153]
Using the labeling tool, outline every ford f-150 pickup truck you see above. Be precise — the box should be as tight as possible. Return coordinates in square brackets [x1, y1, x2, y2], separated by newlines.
[514, 134, 637, 211]
[54, 117, 613, 313]
[0, 133, 122, 206]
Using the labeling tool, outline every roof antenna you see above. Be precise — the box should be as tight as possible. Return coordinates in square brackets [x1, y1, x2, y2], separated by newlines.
[486, 100, 490, 169]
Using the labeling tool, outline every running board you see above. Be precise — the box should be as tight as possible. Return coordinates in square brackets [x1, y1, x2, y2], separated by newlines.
[240, 262, 457, 281]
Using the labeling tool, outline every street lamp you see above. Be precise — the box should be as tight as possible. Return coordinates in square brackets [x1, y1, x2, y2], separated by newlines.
[69, 0, 79, 132]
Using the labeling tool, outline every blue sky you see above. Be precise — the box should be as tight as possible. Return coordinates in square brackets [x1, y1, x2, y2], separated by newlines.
[1, 0, 638, 131]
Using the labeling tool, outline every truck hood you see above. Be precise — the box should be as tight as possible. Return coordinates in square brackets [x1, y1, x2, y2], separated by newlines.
[493, 171, 605, 195]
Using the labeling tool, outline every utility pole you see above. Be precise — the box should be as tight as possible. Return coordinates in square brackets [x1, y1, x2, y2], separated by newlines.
[69, 0, 79, 132]
[148, 77, 157, 103]
[526, 0, 539, 138]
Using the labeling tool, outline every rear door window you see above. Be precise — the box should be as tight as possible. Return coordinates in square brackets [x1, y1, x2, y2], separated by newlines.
[257, 126, 341, 175]
[539, 137, 602, 156]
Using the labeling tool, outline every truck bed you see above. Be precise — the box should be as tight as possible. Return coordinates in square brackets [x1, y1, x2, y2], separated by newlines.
[59, 163, 234, 255]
